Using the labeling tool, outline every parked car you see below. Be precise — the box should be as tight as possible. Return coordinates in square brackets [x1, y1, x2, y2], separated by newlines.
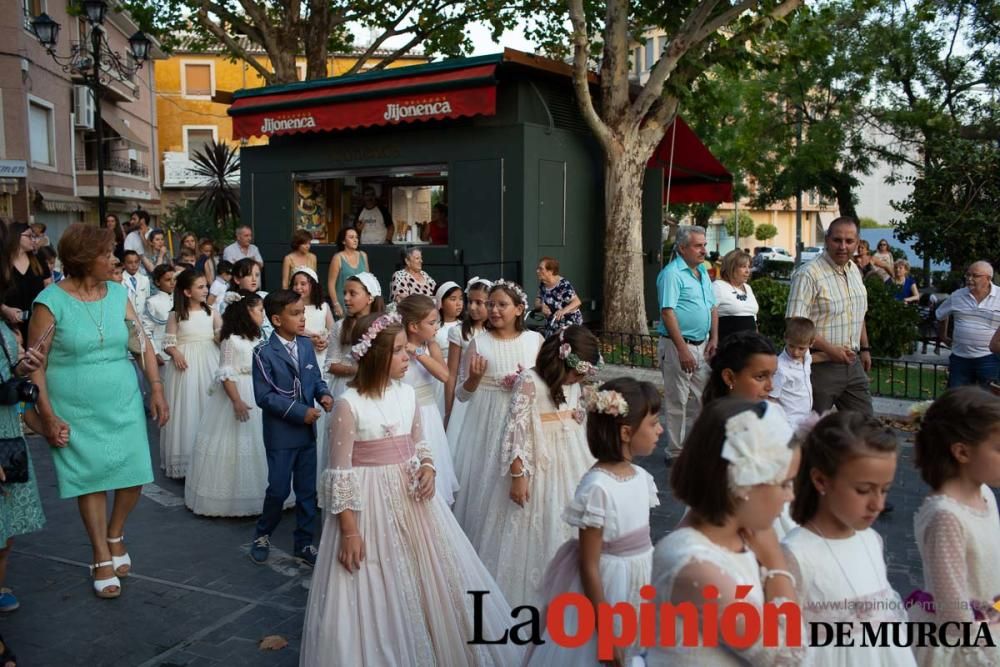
[799, 246, 822, 262]
[756, 247, 795, 263]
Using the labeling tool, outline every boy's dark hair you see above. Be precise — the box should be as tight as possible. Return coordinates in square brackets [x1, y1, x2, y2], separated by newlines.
[585, 377, 661, 463]
[122, 250, 139, 261]
[229, 258, 258, 290]
[216, 260, 234, 277]
[671, 398, 767, 526]
[784, 317, 816, 345]
[36, 245, 57, 265]
[151, 263, 175, 286]
[264, 289, 302, 323]
[536, 325, 599, 406]
[791, 411, 898, 524]
[461, 281, 490, 341]
[702, 331, 776, 406]
[915, 387, 1000, 490]
[173, 269, 211, 321]
[220, 290, 263, 342]
[134, 210, 150, 225]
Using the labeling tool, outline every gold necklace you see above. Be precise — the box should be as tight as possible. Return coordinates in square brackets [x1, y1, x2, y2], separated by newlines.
[73, 282, 106, 346]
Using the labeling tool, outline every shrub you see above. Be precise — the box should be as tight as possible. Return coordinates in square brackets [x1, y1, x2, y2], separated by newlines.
[750, 277, 789, 347]
[864, 280, 921, 357]
[755, 223, 779, 242]
[161, 201, 238, 250]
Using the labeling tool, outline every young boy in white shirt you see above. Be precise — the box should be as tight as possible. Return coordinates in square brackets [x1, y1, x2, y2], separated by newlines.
[208, 260, 233, 307]
[122, 250, 150, 316]
[770, 316, 817, 429]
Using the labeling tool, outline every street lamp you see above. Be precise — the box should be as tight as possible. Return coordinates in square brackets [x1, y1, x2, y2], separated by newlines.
[30, 0, 151, 222]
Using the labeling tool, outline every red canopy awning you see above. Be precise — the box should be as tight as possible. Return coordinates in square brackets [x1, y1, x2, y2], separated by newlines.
[229, 61, 499, 139]
[647, 116, 733, 203]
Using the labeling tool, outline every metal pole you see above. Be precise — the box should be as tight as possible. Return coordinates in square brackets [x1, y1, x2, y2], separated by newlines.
[794, 108, 802, 266]
[91, 26, 106, 223]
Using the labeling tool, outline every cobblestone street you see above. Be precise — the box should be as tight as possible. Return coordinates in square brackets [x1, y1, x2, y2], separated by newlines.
[0, 418, 993, 666]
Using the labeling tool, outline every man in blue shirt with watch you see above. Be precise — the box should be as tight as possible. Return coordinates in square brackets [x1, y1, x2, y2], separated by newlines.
[656, 225, 718, 460]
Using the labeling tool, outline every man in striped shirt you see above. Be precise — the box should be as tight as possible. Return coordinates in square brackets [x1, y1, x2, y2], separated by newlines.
[785, 217, 873, 415]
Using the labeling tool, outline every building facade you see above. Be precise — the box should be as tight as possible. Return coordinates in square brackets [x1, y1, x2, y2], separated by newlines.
[1, 0, 162, 243]
[156, 44, 427, 211]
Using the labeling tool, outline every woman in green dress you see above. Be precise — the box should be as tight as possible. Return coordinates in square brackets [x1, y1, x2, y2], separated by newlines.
[29, 223, 168, 599]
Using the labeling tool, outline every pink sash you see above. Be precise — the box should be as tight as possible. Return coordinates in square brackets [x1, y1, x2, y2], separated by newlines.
[524, 525, 652, 662]
[351, 435, 415, 467]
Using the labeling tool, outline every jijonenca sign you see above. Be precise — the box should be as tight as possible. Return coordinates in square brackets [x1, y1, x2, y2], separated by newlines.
[260, 116, 317, 135]
[384, 100, 453, 123]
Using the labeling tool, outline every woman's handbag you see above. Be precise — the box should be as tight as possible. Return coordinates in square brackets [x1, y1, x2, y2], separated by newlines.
[0, 436, 29, 484]
[125, 318, 146, 370]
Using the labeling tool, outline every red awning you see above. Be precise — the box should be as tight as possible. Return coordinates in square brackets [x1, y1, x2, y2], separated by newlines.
[647, 116, 734, 203]
[230, 62, 498, 139]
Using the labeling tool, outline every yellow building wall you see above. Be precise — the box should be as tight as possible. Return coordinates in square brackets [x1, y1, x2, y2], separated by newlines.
[155, 53, 428, 155]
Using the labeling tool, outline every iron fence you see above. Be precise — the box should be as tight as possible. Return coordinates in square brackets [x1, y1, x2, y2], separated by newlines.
[592, 329, 949, 401]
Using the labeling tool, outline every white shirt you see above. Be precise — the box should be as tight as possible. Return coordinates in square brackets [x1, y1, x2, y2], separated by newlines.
[123, 229, 147, 255]
[711, 279, 759, 319]
[936, 284, 1000, 358]
[222, 242, 263, 265]
[770, 349, 813, 429]
[123, 270, 150, 317]
[209, 276, 228, 303]
[357, 207, 387, 244]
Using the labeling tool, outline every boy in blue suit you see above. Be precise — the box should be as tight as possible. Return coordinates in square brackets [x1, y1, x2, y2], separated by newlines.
[251, 290, 333, 566]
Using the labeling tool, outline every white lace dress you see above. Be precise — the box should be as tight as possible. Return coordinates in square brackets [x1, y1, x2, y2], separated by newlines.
[783, 527, 916, 666]
[911, 488, 1000, 667]
[474, 369, 594, 607]
[434, 320, 460, 417]
[160, 309, 219, 478]
[525, 465, 658, 666]
[402, 352, 459, 505]
[306, 302, 333, 475]
[301, 382, 523, 666]
[452, 330, 543, 546]
[317, 319, 354, 478]
[142, 291, 172, 361]
[185, 335, 287, 517]
[444, 324, 482, 454]
[646, 527, 808, 666]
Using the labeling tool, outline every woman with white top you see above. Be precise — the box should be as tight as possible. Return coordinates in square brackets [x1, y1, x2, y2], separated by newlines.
[712, 249, 759, 342]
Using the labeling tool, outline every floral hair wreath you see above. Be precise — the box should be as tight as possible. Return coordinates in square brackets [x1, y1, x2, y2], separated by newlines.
[582, 385, 629, 417]
[491, 279, 528, 304]
[558, 329, 603, 377]
[351, 312, 403, 361]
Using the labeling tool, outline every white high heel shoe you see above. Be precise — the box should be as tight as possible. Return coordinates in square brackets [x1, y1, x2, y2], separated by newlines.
[107, 535, 131, 577]
[89, 561, 121, 599]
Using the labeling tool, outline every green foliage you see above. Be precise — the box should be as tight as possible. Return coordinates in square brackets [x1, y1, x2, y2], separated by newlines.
[161, 202, 236, 250]
[754, 223, 778, 242]
[859, 217, 884, 228]
[749, 277, 790, 347]
[863, 280, 920, 358]
[725, 211, 755, 240]
[190, 140, 241, 224]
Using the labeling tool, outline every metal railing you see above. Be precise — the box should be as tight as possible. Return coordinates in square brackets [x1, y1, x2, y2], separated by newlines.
[76, 156, 149, 177]
[592, 329, 949, 401]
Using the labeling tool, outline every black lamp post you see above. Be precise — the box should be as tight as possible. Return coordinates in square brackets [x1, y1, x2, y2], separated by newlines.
[31, 1, 151, 223]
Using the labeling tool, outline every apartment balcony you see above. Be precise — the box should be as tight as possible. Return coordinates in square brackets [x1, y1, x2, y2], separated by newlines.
[69, 41, 139, 102]
[162, 151, 240, 189]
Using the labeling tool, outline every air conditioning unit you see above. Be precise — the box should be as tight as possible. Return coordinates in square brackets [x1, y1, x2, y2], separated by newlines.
[74, 85, 95, 130]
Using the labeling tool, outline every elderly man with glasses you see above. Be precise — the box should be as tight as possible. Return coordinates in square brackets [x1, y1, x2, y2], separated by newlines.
[936, 261, 1000, 388]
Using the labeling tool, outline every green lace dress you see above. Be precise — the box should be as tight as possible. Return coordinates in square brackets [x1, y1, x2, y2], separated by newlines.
[34, 282, 153, 498]
[0, 323, 45, 544]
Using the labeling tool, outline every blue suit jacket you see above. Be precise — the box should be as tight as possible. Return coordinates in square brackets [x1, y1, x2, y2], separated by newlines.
[252, 332, 332, 450]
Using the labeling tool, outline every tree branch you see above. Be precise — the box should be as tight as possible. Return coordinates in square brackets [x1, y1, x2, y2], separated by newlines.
[568, 0, 613, 152]
[194, 5, 274, 83]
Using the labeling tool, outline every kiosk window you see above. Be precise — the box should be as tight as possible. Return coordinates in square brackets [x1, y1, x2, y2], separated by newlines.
[292, 165, 448, 246]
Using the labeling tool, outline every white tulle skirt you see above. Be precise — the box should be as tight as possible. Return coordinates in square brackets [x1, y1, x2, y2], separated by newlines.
[300, 462, 523, 666]
[159, 339, 218, 479]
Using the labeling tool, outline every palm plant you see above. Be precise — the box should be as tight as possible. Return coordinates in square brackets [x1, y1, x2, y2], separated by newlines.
[190, 139, 240, 224]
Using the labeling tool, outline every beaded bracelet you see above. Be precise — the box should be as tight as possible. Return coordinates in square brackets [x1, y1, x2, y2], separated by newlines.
[760, 567, 796, 588]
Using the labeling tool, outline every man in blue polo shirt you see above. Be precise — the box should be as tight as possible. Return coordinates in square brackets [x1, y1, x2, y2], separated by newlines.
[656, 225, 718, 459]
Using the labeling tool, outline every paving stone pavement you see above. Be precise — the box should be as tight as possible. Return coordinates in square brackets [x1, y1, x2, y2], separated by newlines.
[1, 417, 994, 666]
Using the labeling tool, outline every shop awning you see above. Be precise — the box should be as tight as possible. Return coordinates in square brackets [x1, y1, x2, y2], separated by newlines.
[229, 57, 500, 140]
[35, 190, 92, 212]
[102, 107, 150, 152]
[647, 116, 734, 204]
